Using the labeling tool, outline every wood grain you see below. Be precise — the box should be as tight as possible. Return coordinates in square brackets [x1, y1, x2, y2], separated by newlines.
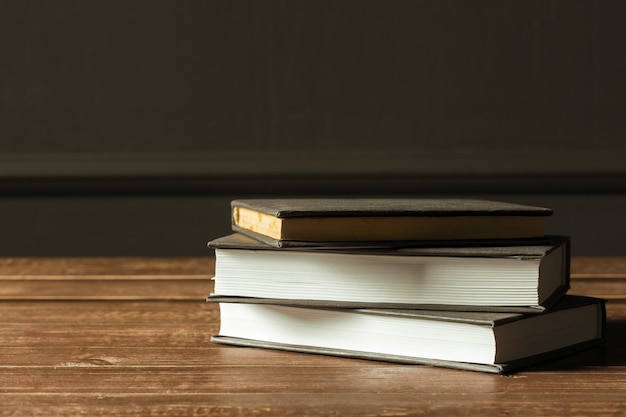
[570, 257, 626, 299]
[0, 257, 625, 416]
[0, 257, 214, 300]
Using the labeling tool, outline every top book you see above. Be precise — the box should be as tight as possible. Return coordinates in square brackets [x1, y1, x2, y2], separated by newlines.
[231, 198, 552, 247]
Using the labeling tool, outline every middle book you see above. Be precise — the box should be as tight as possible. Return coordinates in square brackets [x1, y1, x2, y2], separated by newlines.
[208, 233, 570, 313]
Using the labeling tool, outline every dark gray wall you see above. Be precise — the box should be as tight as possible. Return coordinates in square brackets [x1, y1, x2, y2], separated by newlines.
[1, 1, 625, 256]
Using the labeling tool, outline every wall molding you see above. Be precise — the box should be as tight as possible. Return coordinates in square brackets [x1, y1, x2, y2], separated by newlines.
[1, 150, 625, 196]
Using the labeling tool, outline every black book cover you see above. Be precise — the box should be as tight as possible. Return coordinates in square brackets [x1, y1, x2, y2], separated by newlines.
[232, 198, 553, 218]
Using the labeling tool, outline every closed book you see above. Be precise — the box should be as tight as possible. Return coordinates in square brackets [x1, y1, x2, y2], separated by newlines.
[208, 233, 570, 313]
[211, 295, 605, 374]
[230, 198, 552, 247]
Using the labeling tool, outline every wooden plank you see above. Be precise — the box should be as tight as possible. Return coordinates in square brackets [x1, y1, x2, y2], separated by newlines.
[0, 392, 624, 417]
[0, 257, 214, 275]
[0, 274, 209, 280]
[1, 368, 625, 416]
[0, 257, 213, 300]
[569, 280, 626, 300]
[2, 365, 626, 394]
[570, 257, 626, 299]
[0, 300, 215, 322]
[0, 346, 372, 368]
[571, 257, 626, 277]
[0, 279, 212, 300]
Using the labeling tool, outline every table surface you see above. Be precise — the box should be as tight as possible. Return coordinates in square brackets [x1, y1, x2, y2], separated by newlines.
[1, 256, 625, 416]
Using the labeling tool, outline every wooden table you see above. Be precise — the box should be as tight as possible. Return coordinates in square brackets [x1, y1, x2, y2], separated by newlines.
[1, 257, 625, 416]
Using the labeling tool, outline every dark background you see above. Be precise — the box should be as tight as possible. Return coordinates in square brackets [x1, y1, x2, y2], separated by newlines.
[1, 0, 625, 256]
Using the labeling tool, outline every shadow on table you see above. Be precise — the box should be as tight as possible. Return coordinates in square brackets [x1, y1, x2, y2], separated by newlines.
[530, 317, 626, 371]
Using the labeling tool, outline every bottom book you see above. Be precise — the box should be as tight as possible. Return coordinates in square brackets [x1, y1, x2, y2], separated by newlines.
[210, 295, 605, 374]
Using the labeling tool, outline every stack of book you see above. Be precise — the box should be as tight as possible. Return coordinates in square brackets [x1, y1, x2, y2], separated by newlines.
[207, 198, 605, 374]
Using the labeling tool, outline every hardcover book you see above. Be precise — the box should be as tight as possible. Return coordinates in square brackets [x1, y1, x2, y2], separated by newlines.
[208, 233, 570, 313]
[211, 295, 606, 374]
[230, 198, 553, 247]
